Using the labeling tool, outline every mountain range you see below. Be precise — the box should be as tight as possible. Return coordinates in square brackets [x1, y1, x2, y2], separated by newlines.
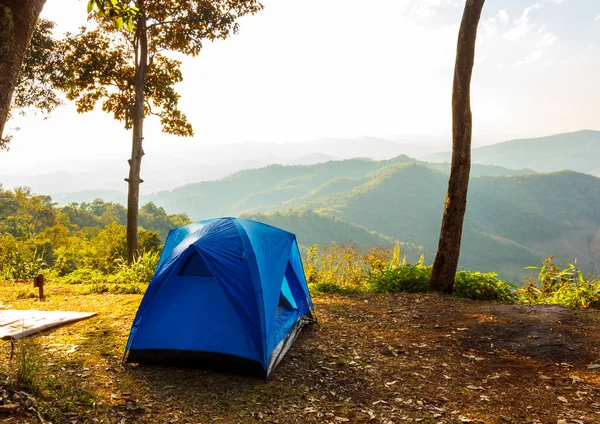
[1, 136, 447, 196]
[125, 154, 598, 283]
[4, 130, 600, 283]
[421, 130, 600, 177]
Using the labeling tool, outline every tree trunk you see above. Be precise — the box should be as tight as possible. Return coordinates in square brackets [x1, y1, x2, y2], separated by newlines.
[126, 11, 148, 263]
[0, 0, 47, 145]
[430, 0, 485, 293]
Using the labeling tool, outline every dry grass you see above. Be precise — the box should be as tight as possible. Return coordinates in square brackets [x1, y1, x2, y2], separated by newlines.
[1, 281, 600, 423]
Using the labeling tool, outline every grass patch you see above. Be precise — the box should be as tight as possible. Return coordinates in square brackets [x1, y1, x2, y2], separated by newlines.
[16, 287, 38, 300]
[77, 283, 145, 295]
[1, 280, 599, 423]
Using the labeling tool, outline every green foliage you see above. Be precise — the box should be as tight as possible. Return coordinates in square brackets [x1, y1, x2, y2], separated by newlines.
[113, 250, 160, 284]
[368, 264, 431, 294]
[519, 257, 600, 309]
[0, 186, 188, 281]
[88, 0, 139, 31]
[16, 288, 38, 300]
[4, 249, 46, 281]
[58, 269, 107, 285]
[55, 0, 263, 137]
[305, 243, 399, 294]
[149, 156, 600, 283]
[77, 283, 145, 295]
[140, 202, 191, 239]
[0, 186, 56, 238]
[306, 242, 516, 302]
[2, 19, 63, 150]
[13, 19, 63, 114]
[454, 271, 517, 302]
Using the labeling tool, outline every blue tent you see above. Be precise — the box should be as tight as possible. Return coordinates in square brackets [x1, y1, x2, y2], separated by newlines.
[124, 218, 315, 378]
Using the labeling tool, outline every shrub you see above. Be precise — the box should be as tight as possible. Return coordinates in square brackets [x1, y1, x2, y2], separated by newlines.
[113, 250, 160, 284]
[520, 257, 600, 309]
[58, 268, 107, 284]
[453, 271, 517, 302]
[367, 264, 431, 293]
[305, 242, 404, 293]
[16, 288, 38, 300]
[5, 249, 46, 281]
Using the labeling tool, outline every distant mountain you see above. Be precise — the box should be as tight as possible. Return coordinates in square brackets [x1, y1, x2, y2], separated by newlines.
[421, 130, 600, 175]
[141, 156, 532, 218]
[286, 153, 339, 166]
[1, 136, 446, 195]
[125, 155, 600, 283]
[294, 163, 600, 281]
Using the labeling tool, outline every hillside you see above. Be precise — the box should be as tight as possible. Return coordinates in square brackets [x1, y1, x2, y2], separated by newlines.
[23, 154, 600, 283]
[137, 156, 600, 283]
[141, 157, 534, 218]
[421, 130, 600, 174]
[291, 163, 600, 281]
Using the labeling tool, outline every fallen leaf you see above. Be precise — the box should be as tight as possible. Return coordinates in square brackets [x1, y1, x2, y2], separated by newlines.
[557, 396, 568, 403]
[587, 364, 600, 370]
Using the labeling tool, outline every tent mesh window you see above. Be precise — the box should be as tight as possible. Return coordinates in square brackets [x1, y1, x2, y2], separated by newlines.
[179, 253, 213, 277]
[276, 291, 295, 318]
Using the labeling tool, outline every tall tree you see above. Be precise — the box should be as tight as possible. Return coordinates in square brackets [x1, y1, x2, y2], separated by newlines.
[55, 0, 263, 262]
[0, 0, 48, 147]
[430, 0, 485, 293]
[0, 0, 137, 149]
[2, 18, 64, 147]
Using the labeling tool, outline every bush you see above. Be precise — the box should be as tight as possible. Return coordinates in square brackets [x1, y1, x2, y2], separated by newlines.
[5, 249, 46, 281]
[520, 257, 600, 309]
[113, 250, 160, 284]
[367, 264, 431, 293]
[16, 288, 38, 300]
[305, 242, 405, 293]
[454, 271, 517, 302]
[58, 268, 107, 284]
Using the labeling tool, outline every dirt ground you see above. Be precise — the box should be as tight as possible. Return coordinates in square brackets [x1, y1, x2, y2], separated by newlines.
[1, 286, 600, 423]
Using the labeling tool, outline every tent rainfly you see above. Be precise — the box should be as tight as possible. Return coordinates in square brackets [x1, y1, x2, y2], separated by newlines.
[124, 218, 315, 378]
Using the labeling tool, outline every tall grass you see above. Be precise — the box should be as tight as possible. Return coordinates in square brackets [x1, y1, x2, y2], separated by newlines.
[519, 256, 600, 308]
[56, 250, 159, 287]
[306, 242, 514, 302]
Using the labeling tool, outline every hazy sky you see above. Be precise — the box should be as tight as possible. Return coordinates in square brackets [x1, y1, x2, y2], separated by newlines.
[1, 0, 599, 174]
